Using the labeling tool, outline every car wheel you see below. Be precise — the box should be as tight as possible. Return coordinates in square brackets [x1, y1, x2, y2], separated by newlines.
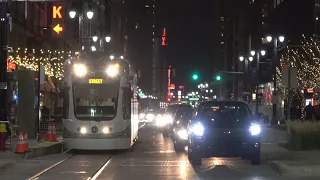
[190, 152, 202, 165]
[250, 149, 261, 165]
[188, 146, 202, 165]
[174, 142, 185, 152]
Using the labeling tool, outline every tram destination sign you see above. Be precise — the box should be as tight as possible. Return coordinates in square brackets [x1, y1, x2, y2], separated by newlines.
[89, 79, 103, 84]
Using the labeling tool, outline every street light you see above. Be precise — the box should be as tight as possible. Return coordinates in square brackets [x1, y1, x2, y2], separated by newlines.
[87, 11, 94, 19]
[105, 36, 111, 42]
[69, 11, 76, 19]
[92, 36, 98, 42]
[239, 56, 244, 61]
[266, 36, 273, 42]
[120, 56, 124, 59]
[110, 55, 114, 60]
[279, 36, 285, 43]
[91, 46, 96, 51]
[260, 50, 266, 56]
[249, 56, 253, 61]
[250, 50, 256, 56]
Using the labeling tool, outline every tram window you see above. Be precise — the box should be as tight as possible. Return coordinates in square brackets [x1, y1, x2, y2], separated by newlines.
[122, 87, 131, 120]
[73, 82, 119, 119]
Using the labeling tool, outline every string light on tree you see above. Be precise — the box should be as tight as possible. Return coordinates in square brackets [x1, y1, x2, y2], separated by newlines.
[279, 35, 320, 89]
[8, 48, 73, 79]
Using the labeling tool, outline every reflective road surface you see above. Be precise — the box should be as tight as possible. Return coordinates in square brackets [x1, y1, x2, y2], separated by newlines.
[0, 123, 316, 180]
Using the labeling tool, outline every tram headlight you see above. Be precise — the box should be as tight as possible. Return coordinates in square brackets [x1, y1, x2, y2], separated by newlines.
[80, 127, 87, 134]
[73, 64, 87, 77]
[106, 64, 119, 77]
[102, 127, 110, 134]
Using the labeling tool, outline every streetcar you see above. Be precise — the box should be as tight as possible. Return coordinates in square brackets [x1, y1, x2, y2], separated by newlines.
[61, 53, 139, 150]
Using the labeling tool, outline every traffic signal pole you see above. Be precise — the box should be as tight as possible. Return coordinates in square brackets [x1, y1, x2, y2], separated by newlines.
[0, 1, 9, 123]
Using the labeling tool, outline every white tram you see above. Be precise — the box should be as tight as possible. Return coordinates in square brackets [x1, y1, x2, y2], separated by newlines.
[62, 54, 139, 150]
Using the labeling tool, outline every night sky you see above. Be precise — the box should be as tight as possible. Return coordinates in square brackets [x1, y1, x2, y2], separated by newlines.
[127, 0, 221, 92]
[162, 1, 220, 90]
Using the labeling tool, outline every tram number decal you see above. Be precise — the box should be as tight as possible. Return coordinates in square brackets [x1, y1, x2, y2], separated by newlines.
[89, 79, 103, 84]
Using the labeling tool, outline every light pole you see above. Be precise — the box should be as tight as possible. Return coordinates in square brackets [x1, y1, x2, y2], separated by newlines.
[266, 35, 285, 125]
[239, 55, 254, 102]
[92, 35, 112, 52]
[250, 50, 266, 114]
[69, 9, 94, 50]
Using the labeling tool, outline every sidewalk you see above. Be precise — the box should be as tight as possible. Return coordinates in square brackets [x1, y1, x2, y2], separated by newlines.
[0, 134, 63, 173]
[262, 127, 320, 178]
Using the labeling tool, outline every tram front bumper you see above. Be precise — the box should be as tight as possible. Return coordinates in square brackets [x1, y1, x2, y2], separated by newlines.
[64, 137, 132, 150]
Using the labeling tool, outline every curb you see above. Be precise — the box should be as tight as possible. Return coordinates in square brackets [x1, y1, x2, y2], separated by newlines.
[268, 161, 289, 175]
[269, 161, 320, 178]
[21, 142, 63, 160]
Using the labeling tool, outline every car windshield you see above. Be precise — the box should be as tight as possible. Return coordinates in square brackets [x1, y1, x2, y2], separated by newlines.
[198, 102, 252, 128]
[174, 108, 193, 120]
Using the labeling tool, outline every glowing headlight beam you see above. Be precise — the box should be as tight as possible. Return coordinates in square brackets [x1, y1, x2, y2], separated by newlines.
[177, 129, 188, 140]
[106, 65, 119, 77]
[192, 123, 204, 136]
[249, 124, 261, 136]
[73, 64, 87, 77]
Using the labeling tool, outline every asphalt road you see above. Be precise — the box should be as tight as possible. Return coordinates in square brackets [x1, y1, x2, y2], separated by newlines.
[0, 122, 316, 180]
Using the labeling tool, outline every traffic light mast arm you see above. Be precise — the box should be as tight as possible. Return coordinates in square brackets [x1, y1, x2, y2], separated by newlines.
[217, 71, 244, 74]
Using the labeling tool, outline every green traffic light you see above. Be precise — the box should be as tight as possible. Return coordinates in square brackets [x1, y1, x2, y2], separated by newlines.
[216, 75, 221, 81]
[192, 74, 199, 80]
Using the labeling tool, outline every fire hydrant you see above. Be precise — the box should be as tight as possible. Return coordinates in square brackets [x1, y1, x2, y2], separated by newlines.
[0, 123, 7, 151]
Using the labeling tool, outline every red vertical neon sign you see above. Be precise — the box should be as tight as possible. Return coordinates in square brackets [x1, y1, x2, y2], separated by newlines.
[162, 28, 167, 46]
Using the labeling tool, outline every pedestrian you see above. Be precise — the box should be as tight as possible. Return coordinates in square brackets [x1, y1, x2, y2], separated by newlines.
[304, 102, 314, 120]
[314, 104, 320, 121]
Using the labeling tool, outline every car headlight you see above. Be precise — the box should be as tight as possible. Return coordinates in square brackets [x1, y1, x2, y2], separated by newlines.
[102, 127, 110, 134]
[80, 127, 87, 134]
[139, 113, 145, 119]
[177, 129, 188, 140]
[165, 115, 173, 123]
[249, 124, 261, 136]
[106, 64, 119, 77]
[192, 123, 204, 136]
[146, 114, 155, 120]
[74, 64, 87, 77]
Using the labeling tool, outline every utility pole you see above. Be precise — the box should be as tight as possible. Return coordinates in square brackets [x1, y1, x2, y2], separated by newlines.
[0, 1, 9, 123]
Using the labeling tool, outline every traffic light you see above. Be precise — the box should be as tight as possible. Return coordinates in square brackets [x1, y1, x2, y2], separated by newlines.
[215, 75, 221, 81]
[192, 74, 199, 80]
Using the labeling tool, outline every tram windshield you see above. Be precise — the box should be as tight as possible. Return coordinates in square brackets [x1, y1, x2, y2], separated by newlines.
[73, 81, 119, 120]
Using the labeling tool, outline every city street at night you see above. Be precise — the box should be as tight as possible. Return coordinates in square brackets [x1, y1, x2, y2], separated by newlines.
[0, 123, 316, 180]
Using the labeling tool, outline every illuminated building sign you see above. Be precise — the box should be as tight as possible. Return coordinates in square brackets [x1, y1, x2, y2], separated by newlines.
[7, 59, 16, 71]
[52, 5, 64, 35]
[162, 28, 167, 46]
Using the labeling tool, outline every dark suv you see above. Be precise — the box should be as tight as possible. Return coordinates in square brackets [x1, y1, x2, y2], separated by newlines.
[187, 101, 261, 165]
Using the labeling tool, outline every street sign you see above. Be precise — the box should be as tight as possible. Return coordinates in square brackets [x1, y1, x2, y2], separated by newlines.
[52, 5, 64, 36]
[53, 24, 63, 34]
[282, 67, 297, 88]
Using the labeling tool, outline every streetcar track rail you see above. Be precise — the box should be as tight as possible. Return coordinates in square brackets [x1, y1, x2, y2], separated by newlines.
[27, 153, 115, 180]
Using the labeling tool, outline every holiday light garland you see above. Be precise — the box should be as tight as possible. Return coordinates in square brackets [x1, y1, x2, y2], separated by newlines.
[8, 48, 73, 79]
[279, 35, 320, 90]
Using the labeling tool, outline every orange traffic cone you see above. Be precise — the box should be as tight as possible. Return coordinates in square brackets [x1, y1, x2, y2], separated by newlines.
[15, 132, 25, 153]
[46, 123, 53, 141]
[50, 123, 58, 142]
[24, 131, 29, 152]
